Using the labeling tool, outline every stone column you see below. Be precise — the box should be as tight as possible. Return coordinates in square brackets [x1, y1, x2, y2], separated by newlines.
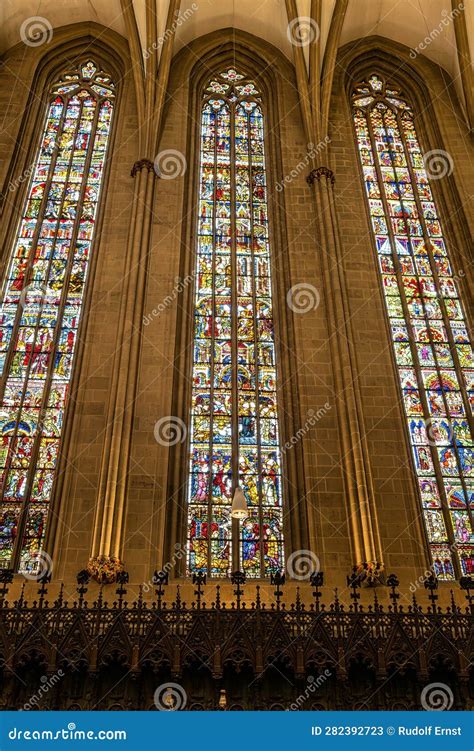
[308, 166, 384, 581]
[87, 159, 157, 583]
[86, 0, 181, 583]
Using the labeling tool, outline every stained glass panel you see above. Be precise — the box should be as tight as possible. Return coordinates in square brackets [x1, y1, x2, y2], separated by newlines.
[187, 69, 285, 578]
[0, 61, 114, 575]
[352, 75, 473, 578]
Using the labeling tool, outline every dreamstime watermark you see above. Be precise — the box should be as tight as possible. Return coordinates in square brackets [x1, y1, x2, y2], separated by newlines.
[154, 149, 187, 180]
[287, 549, 320, 580]
[421, 682, 454, 711]
[424, 416, 454, 447]
[154, 416, 187, 446]
[8, 724, 126, 741]
[142, 543, 186, 593]
[22, 670, 64, 710]
[22, 550, 53, 582]
[287, 17, 320, 47]
[154, 682, 187, 710]
[289, 670, 332, 710]
[410, 4, 464, 58]
[20, 16, 53, 47]
[6, 163, 35, 194]
[143, 3, 198, 59]
[287, 283, 320, 314]
[282, 404, 331, 455]
[276, 136, 330, 191]
[143, 273, 194, 326]
[423, 149, 453, 180]
[451, 268, 466, 285]
[19, 280, 53, 310]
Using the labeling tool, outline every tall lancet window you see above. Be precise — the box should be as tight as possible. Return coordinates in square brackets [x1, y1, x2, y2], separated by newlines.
[186, 68, 285, 578]
[352, 74, 473, 579]
[0, 60, 115, 574]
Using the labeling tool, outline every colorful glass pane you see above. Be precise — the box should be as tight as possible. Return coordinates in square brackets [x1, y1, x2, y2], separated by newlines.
[352, 75, 474, 578]
[187, 69, 285, 578]
[0, 61, 114, 575]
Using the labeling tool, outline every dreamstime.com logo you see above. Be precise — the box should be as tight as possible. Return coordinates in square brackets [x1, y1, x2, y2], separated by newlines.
[20, 16, 53, 47]
[421, 682, 454, 711]
[424, 416, 454, 447]
[154, 149, 187, 180]
[423, 149, 453, 180]
[287, 283, 320, 314]
[19, 281, 52, 310]
[154, 416, 187, 446]
[8, 723, 127, 741]
[287, 17, 320, 47]
[154, 682, 187, 710]
[21, 550, 53, 582]
[287, 549, 320, 580]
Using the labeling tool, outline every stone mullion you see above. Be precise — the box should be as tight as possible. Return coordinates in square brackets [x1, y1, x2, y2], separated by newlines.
[207, 105, 218, 576]
[248, 105, 264, 578]
[308, 168, 383, 575]
[230, 97, 239, 574]
[206, 102, 219, 576]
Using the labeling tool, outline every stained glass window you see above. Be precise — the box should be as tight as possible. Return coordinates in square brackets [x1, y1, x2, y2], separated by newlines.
[352, 75, 473, 579]
[0, 60, 115, 574]
[186, 68, 285, 578]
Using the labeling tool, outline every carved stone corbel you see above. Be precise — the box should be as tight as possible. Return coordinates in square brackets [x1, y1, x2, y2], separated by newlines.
[130, 158, 156, 177]
[306, 166, 335, 185]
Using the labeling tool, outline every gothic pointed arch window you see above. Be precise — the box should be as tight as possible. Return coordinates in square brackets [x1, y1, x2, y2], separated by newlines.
[352, 74, 473, 579]
[186, 68, 285, 578]
[0, 60, 115, 574]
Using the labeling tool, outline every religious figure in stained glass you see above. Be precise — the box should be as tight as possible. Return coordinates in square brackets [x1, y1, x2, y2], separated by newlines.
[186, 68, 285, 578]
[352, 74, 473, 579]
[0, 60, 115, 574]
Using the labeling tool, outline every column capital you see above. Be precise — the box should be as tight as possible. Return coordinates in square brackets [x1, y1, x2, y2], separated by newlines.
[87, 555, 125, 584]
[307, 166, 335, 186]
[354, 561, 385, 587]
[130, 158, 156, 178]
